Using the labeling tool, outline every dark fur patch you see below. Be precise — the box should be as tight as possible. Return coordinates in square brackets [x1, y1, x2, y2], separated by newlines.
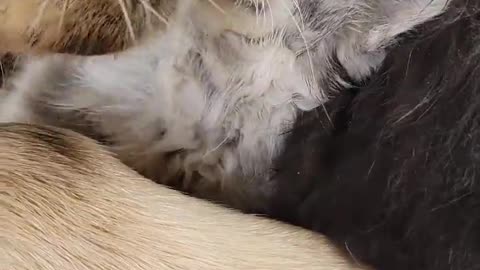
[24, 61, 111, 145]
[0, 53, 17, 88]
[268, 1, 480, 270]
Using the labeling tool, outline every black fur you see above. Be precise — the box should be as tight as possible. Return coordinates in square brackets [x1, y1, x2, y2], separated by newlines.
[268, 2, 480, 270]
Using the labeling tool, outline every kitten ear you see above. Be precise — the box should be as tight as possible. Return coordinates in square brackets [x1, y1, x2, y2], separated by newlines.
[365, 0, 450, 50]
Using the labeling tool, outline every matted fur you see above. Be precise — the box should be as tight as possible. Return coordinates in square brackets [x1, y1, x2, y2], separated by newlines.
[0, 123, 370, 270]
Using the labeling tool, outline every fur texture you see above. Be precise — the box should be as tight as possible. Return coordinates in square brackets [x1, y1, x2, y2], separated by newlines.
[0, 53, 17, 88]
[0, 0, 171, 55]
[0, 123, 370, 270]
[0, 0, 450, 210]
[268, 1, 480, 269]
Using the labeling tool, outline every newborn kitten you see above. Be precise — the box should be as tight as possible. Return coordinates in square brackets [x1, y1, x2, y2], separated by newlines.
[0, 0, 449, 210]
[269, 1, 480, 269]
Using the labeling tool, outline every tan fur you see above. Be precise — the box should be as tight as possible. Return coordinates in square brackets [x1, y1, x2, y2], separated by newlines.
[0, 124, 369, 269]
[0, 0, 171, 55]
[0, 0, 173, 87]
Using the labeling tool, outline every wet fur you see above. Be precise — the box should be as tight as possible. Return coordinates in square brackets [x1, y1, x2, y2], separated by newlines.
[0, 123, 370, 270]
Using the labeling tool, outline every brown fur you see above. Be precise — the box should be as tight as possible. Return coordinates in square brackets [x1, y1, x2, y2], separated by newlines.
[0, 0, 171, 55]
[0, 124, 370, 269]
[0, 0, 172, 91]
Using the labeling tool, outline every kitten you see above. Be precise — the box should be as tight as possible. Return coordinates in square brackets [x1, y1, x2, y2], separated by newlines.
[0, 0, 449, 211]
[269, 1, 480, 269]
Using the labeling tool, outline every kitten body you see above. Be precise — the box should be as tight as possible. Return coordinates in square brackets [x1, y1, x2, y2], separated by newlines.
[270, 1, 480, 269]
[0, 0, 449, 210]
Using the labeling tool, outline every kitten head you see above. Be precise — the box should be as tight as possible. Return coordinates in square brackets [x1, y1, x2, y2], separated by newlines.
[171, 0, 451, 107]
[220, 0, 451, 78]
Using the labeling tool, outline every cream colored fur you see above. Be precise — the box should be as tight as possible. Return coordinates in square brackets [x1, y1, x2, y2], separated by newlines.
[0, 124, 369, 270]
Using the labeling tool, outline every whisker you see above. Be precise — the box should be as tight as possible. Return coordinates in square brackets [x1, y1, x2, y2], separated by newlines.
[281, 0, 317, 89]
[139, 0, 169, 26]
[0, 57, 5, 88]
[261, 0, 267, 28]
[117, 0, 137, 43]
[30, 0, 51, 30]
[281, 0, 333, 125]
[203, 135, 230, 158]
[264, 0, 275, 34]
[57, 0, 70, 33]
[255, 0, 260, 26]
[206, 0, 226, 14]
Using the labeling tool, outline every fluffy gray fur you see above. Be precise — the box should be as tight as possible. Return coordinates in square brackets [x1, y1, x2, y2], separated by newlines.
[0, 0, 450, 210]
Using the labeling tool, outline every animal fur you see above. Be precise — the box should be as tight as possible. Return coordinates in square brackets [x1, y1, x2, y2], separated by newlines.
[0, 123, 370, 270]
[0, 53, 17, 88]
[268, 1, 480, 269]
[0, 0, 172, 55]
[2, 0, 472, 269]
[0, 2, 371, 269]
[0, 0, 450, 211]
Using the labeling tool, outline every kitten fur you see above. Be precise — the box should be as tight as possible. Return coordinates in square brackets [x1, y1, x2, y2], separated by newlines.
[0, 0, 171, 55]
[0, 0, 449, 211]
[269, 1, 480, 269]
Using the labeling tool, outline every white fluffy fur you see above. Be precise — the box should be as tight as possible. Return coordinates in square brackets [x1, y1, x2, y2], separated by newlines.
[0, 0, 450, 209]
